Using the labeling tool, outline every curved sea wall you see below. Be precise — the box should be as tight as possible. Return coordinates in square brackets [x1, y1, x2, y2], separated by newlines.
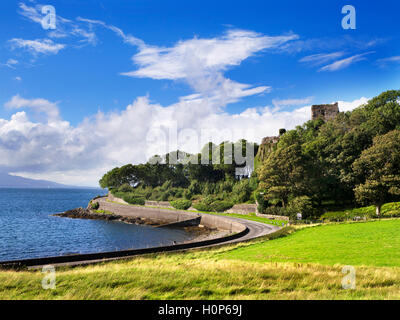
[98, 196, 246, 233]
[0, 195, 253, 268]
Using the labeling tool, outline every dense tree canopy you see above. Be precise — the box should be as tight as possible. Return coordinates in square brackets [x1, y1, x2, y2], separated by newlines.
[353, 130, 400, 215]
[257, 90, 400, 213]
[99, 139, 259, 202]
[100, 90, 400, 218]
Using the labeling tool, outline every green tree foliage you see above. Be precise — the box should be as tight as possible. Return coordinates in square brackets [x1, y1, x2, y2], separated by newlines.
[170, 199, 192, 210]
[288, 196, 316, 219]
[353, 130, 400, 215]
[99, 140, 258, 202]
[257, 90, 400, 215]
[99, 90, 400, 217]
[259, 131, 310, 207]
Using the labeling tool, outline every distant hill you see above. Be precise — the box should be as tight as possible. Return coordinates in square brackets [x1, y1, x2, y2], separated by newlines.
[0, 173, 93, 189]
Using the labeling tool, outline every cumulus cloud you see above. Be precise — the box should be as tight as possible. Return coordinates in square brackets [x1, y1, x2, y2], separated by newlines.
[5, 95, 60, 120]
[337, 97, 369, 112]
[0, 95, 369, 186]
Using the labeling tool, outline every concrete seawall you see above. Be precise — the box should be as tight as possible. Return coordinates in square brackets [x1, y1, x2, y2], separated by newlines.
[102, 197, 247, 233]
[0, 196, 278, 269]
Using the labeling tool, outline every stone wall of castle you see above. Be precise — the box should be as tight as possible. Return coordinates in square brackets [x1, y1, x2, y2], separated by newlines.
[311, 102, 339, 121]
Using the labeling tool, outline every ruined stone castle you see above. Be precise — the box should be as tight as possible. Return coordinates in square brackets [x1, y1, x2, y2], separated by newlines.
[311, 102, 339, 121]
[257, 103, 340, 162]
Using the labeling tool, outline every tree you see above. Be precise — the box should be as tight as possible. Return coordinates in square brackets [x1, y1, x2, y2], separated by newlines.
[353, 130, 400, 215]
[288, 196, 316, 219]
[258, 133, 309, 207]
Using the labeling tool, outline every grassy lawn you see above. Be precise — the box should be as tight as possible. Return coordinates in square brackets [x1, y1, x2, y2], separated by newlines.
[195, 211, 288, 226]
[220, 219, 400, 267]
[1, 219, 400, 299]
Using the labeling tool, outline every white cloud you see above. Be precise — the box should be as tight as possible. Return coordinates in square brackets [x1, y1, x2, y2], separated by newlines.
[272, 97, 313, 109]
[18, 2, 42, 24]
[0, 95, 369, 186]
[377, 56, 400, 66]
[299, 52, 345, 66]
[119, 29, 297, 103]
[122, 30, 297, 81]
[9, 38, 66, 55]
[77, 17, 143, 47]
[18, 2, 97, 46]
[337, 97, 369, 112]
[1, 58, 19, 69]
[5, 95, 60, 120]
[319, 52, 374, 72]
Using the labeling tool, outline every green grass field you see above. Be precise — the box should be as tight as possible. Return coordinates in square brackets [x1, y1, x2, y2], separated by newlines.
[1, 219, 400, 299]
[220, 219, 400, 267]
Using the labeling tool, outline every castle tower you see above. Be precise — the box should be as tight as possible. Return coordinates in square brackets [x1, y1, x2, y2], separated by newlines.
[311, 102, 339, 121]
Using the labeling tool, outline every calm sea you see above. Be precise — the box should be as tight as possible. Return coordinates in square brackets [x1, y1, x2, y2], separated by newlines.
[0, 188, 195, 262]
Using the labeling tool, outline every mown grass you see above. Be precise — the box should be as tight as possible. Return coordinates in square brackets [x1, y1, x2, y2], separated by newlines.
[1, 219, 400, 299]
[220, 219, 400, 267]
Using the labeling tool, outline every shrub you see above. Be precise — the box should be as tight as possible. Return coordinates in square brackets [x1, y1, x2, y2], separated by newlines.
[122, 194, 145, 205]
[183, 189, 193, 200]
[232, 179, 252, 203]
[202, 195, 217, 205]
[91, 201, 100, 210]
[382, 202, 400, 217]
[160, 180, 173, 191]
[170, 199, 192, 210]
[321, 205, 377, 221]
[262, 206, 291, 217]
[193, 202, 213, 212]
[255, 191, 268, 213]
[288, 196, 317, 219]
[174, 188, 184, 198]
[210, 200, 234, 212]
[188, 180, 201, 195]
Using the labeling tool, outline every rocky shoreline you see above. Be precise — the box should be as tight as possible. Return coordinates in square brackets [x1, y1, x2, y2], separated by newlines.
[53, 207, 222, 240]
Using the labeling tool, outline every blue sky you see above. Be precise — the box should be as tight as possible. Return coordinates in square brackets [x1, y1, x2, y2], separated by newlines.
[0, 0, 399, 186]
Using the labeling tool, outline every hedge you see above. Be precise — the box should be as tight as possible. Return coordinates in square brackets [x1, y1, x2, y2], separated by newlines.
[170, 199, 192, 210]
[210, 200, 234, 212]
[193, 200, 233, 212]
[122, 194, 145, 205]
